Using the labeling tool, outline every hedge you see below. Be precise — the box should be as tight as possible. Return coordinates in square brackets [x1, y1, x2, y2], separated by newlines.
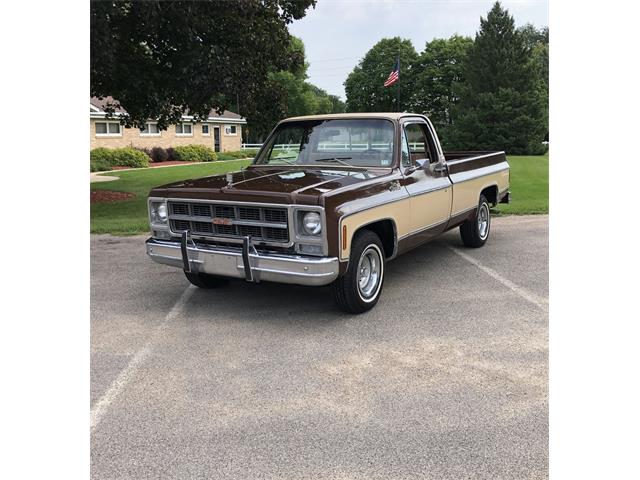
[89, 147, 150, 171]
[173, 144, 217, 162]
[216, 149, 259, 160]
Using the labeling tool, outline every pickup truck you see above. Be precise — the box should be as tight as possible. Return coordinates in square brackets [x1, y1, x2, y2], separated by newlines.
[146, 113, 510, 313]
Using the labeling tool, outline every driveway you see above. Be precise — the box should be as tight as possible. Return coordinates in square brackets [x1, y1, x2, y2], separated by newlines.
[91, 215, 548, 479]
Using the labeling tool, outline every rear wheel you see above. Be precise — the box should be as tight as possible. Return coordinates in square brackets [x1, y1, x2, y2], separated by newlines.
[460, 194, 491, 248]
[184, 271, 229, 288]
[332, 230, 385, 314]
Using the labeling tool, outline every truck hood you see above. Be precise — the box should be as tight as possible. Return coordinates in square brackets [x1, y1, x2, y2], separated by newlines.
[149, 166, 391, 205]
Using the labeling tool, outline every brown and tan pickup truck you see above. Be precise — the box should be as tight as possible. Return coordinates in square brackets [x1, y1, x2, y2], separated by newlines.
[146, 113, 509, 313]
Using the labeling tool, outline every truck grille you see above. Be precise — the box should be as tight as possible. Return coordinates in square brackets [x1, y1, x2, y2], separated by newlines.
[167, 201, 290, 243]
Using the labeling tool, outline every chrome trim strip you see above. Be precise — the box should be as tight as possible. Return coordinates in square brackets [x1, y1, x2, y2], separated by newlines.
[148, 251, 203, 265]
[446, 151, 506, 166]
[164, 198, 296, 248]
[234, 265, 337, 279]
[405, 182, 451, 197]
[339, 188, 409, 217]
[449, 164, 509, 184]
[398, 218, 449, 240]
[449, 205, 478, 218]
[168, 213, 287, 230]
[146, 238, 338, 286]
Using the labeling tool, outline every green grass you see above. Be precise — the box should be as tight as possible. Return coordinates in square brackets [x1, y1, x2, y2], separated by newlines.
[91, 159, 251, 234]
[495, 154, 548, 215]
[90, 154, 548, 235]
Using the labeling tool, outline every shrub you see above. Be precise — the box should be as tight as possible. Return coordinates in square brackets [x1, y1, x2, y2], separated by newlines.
[173, 144, 217, 162]
[133, 146, 151, 157]
[216, 149, 258, 160]
[166, 147, 177, 161]
[150, 146, 169, 162]
[90, 158, 113, 172]
[89, 147, 150, 171]
[90, 148, 116, 171]
[90, 147, 115, 165]
[112, 147, 150, 168]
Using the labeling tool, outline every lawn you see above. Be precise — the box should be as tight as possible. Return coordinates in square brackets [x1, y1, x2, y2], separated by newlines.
[90, 154, 548, 235]
[91, 159, 251, 234]
[494, 154, 548, 215]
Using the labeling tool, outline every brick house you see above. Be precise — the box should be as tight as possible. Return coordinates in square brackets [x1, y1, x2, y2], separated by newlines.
[90, 97, 247, 152]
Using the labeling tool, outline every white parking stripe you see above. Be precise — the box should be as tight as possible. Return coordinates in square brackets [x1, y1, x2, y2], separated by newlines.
[90, 286, 196, 432]
[446, 246, 549, 313]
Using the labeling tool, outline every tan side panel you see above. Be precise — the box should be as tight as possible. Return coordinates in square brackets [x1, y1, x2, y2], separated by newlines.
[339, 198, 411, 261]
[451, 167, 509, 215]
[409, 187, 452, 233]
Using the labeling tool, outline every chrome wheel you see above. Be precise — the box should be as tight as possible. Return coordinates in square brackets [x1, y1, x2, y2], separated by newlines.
[357, 245, 383, 302]
[478, 202, 490, 240]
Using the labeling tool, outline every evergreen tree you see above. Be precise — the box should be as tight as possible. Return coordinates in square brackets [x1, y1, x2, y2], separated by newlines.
[450, 2, 547, 154]
[344, 38, 418, 112]
[519, 24, 549, 142]
[409, 35, 473, 146]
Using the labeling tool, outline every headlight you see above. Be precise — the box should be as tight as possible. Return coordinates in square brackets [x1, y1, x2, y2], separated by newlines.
[302, 211, 321, 235]
[150, 201, 168, 224]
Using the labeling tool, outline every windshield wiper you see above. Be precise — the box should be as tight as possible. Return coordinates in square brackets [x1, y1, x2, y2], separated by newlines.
[314, 157, 354, 167]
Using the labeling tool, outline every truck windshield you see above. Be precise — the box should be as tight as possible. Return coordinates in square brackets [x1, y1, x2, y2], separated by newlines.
[254, 119, 395, 168]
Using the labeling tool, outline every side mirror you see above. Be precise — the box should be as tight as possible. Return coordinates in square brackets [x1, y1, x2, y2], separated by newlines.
[415, 158, 428, 169]
[404, 158, 428, 175]
[434, 162, 447, 175]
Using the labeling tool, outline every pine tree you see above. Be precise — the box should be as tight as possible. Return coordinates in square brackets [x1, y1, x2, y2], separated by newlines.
[450, 2, 547, 154]
[344, 38, 418, 112]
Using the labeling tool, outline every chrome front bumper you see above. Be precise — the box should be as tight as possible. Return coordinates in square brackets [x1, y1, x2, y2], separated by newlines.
[146, 236, 339, 287]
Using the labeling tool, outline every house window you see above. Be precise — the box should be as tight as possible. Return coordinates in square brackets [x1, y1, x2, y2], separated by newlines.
[201, 124, 210, 135]
[95, 121, 121, 136]
[140, 122, 160, 136]
[224, 125, 237, 135]
[176, 123, 193, 136]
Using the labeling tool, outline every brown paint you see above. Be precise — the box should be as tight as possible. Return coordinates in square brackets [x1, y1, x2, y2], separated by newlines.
[148, 113, 510, 275]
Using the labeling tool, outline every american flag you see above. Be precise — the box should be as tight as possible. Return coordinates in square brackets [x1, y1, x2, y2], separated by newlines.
[383, 58, 400, 87]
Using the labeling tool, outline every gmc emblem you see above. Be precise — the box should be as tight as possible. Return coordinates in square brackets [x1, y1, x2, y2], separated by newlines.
[212, 217, 233, 225]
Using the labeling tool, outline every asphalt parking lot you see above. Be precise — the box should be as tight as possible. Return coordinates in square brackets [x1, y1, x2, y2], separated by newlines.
[91, 215, 548, 479]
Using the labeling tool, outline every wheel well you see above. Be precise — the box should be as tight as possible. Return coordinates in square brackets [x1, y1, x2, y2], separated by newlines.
[355, 219, 396, 258]
[481, 185, 498, 206]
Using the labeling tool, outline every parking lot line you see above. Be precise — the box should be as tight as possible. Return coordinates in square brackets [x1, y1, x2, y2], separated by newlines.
[446, 245, 549, 313]
[90, 285, 196, 432]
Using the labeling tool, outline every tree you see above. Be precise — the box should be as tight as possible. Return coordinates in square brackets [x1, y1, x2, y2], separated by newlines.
[518, 24, 549, 141]
[246, 37, 348, 142]
[409, 35, 473, 144]
[449, 2, 547, 154]
[90, 0, 316, 129]
[328, 95, 346, 113]
[344, 37, 419, 112]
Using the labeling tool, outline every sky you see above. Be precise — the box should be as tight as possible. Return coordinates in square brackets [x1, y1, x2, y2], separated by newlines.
[289, 0, 548, 99]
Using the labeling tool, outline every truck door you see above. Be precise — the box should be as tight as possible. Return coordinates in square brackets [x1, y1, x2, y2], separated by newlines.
[400, 120, 452, 242]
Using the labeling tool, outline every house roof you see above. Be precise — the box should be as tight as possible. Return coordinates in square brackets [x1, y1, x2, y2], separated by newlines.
[89, 96, 246, 123]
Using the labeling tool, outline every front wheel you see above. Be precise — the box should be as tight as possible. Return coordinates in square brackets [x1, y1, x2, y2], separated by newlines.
[460, 194, 491, 248]
[332, 230, 385, 314]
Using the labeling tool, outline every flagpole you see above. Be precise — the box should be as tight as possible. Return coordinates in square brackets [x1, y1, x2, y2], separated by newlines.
[396, 55, 400, 112]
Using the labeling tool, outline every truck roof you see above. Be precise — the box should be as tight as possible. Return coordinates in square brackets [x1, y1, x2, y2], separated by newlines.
[282, 112, 428, 122]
